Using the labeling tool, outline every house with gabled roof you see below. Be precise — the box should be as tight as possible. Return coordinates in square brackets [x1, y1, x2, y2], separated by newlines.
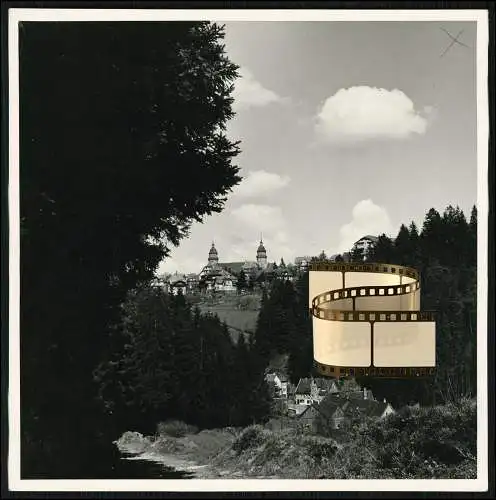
[294, 377, 339, 405]
[301, 392, 395, 434]
[287, 402, 311, 418]
[265, 371, 289, 398]
[298, 399, 345, 433]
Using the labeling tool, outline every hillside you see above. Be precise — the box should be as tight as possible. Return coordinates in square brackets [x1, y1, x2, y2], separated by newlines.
[214, 398, 477, 479]
[115, 398, 477, 479]
[195, 293, 261, 341]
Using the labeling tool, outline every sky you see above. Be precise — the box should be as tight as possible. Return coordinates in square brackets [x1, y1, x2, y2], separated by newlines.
[158, 20, 477, 276]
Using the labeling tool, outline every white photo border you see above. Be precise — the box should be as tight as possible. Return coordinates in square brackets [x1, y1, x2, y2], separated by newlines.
[8, 7, 490, 493]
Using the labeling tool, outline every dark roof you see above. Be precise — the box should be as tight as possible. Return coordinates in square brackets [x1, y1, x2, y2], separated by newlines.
[218, 262, 245, 275]
[299, 403, 321, 419]
[295, 378, 312, 395]
[314, 378, 337, 391]
[169, 273, 186, 284]
[170, 280, 187, 287]
[319, 393, 390, 419]
[343, 399, 389, 418]
[253, 263, 277, 281]
[295, 377, 338, 395]
[357, 235, 378, 242]
[313, 398, 344, 419]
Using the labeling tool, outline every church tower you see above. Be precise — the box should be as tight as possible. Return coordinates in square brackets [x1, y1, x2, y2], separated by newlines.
[208, 242, 219, 267]
[256, 237, 267, 269]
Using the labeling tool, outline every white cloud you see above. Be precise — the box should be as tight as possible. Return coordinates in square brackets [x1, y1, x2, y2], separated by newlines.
[335, 199, 394, 253]
[231, 170, 290, 198]
[316, 86, 430, 144]
[157, 204, 294, 274]
[231, 204, 285, 232]
[232, 67, 285, 111]
[230, 204, 292, 262]
[157, 255, 206, 276]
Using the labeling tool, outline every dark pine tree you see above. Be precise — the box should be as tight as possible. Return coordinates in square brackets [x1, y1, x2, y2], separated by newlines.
[368, 234, 395, 263]
[20, 21, 241, 478]
[236, 269, 248, 294]
[394, 224, 412, 265]
[351, 245, 365, 262]
[253, 287, 272, 364]
[287, 271, 314, 384]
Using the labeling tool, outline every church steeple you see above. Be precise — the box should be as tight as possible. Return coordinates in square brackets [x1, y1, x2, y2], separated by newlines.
[256, 236, 267, 269]
[208, 241, 219, 266]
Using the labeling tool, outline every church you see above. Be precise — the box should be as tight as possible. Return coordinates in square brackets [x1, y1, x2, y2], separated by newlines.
[198, 239, 271, 292]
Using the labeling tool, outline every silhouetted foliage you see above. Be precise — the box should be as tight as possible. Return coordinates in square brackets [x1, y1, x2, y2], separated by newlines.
[95, 286, 272, 433]
[357, 205, 477, 407]
[237, 270, 248, 293]
[20, 21, 240, 478]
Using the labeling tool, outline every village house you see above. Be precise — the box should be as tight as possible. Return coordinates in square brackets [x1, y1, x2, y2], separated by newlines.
[168, 273, 188, 295]
[351, 234, 378, 260]
[287, 381, 296, 400]
[287, 403, 310, 418]
[294, 377, 340, 405]
[298, 392, 395, 434]
[294, 256, 315, 274]
[150, 276, 166, 288]
[185, 273, 200, 293]
[265, 372, 289, 398]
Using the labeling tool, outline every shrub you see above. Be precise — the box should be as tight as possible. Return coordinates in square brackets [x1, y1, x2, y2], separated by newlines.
[299, 435, 340, 463]
[232, 425, 270, 453]
[156, 420, 199, 438]
[259, 434, 287, 461]
[345, 398, 476, 477]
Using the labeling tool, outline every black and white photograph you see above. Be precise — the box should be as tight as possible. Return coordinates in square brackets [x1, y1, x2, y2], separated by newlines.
[6, 6, 490, 493]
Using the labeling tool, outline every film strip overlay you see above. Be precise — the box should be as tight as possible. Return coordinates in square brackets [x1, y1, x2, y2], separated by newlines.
[309, 262, 436, 379]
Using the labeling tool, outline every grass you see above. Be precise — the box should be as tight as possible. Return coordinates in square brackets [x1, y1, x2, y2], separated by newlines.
[197, 298, 260, 341]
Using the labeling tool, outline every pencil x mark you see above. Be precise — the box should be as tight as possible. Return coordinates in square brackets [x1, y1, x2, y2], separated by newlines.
[439, 28, 470, 58]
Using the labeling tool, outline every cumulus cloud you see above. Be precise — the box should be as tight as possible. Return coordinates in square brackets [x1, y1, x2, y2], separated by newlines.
[231, 204, 292, 261]
[157, 255, 206, 276]
[232, 67, 285, 111]
[231, 170, 290, 198]
[157, 204, 294, 275]
[316, 86, 430, 144]
[231, 204, 286, 233]
[336, 199, 394, 253]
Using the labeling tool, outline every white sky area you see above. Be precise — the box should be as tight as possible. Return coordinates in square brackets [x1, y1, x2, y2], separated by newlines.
[158, 21, 477, 275]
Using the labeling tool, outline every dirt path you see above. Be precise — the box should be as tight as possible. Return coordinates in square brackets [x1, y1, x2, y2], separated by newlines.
[115, 430, 272, 479]
[115, 430, 284, 479]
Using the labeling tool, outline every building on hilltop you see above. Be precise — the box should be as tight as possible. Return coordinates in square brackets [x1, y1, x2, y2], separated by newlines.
[256, 239, 268, 269]
[352, 235, 378, 260]
[199, 238, 277, 292]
